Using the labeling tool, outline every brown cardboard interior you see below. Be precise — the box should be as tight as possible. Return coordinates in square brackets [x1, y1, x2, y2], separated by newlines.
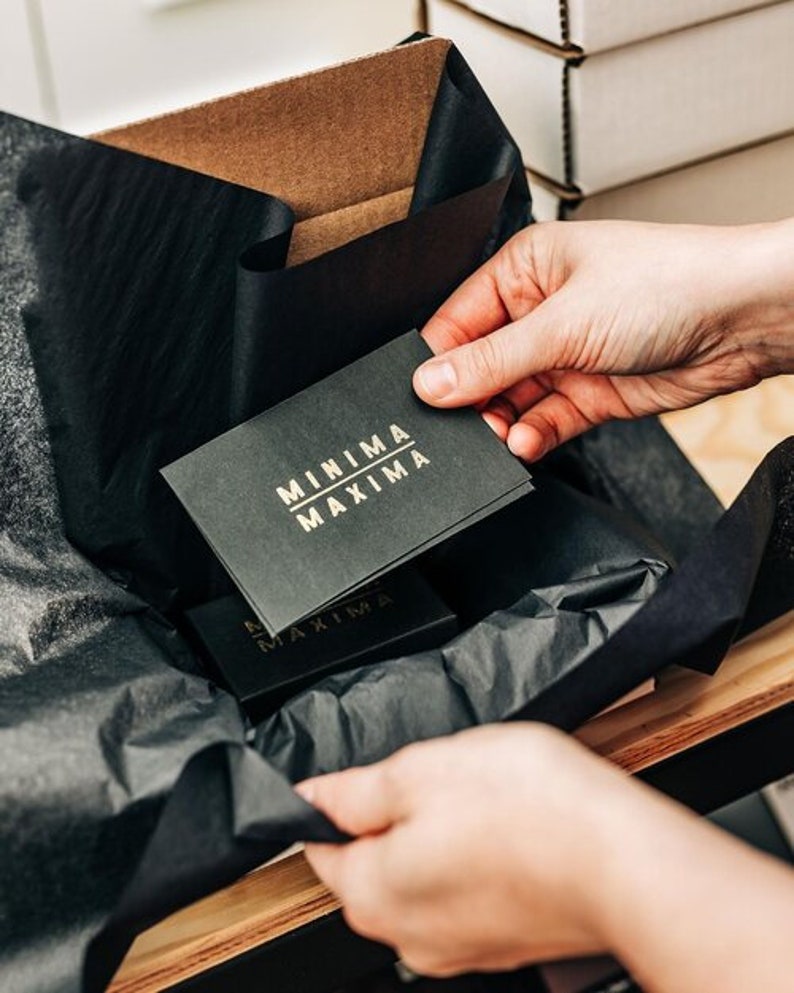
[95, 38, 451, 264]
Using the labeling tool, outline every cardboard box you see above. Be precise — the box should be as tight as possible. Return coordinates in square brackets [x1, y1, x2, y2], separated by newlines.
[450, 0, 780, 52]
[530, 133, 794, 223]
[97, 38, 452, 265]
[426, 0, 794, 192]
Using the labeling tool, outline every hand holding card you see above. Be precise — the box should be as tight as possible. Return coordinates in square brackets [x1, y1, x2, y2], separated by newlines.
[162, 331, 533, 635]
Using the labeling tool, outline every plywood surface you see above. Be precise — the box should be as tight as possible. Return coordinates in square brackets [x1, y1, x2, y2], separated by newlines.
[110, 377, 794, 992]
[108, 851, 339, 993]
[662, 374, 794, 506]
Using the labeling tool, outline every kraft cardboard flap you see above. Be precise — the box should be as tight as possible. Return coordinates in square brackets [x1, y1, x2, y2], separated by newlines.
[287, 184, 414, 266]
[96, 38, 452, 262]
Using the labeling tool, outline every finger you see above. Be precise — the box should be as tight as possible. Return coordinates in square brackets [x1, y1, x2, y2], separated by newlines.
[413, 292, 570, 408]
[506, 392, 597, 461]
[296, 763, 404, 838]
[481, 408, 510, 441]
[499, 375, 552, 418]
[303, 841, 350, 895]
[421, 226, 551, 355]
[481, 392, 521, 440]
[305, 837, 394, 944]
[479, 376, 553, 441]
[421, 258, 512, 356]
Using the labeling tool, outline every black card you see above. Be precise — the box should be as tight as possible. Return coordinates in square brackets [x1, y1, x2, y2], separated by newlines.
[183, 566, 459, 722]
[162, 331, 532, 634]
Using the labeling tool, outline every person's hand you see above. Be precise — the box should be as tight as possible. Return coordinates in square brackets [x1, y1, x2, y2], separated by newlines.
[413, 219, 794, 460]
[297, 724, 628, 976]
[298, 724, 794, 993]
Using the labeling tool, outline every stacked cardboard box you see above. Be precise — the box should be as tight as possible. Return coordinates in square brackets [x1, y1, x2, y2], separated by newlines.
[426, 0, 794, 223]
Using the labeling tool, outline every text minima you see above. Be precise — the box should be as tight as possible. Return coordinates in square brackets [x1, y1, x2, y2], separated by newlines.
[275, 423, 431, 532]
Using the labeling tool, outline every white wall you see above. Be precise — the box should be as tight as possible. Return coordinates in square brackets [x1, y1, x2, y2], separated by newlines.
[0, 0, 47, 122]
[1, 0, 420, 133]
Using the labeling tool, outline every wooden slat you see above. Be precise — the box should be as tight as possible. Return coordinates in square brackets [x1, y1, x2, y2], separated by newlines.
[110, 376, 794, 993]
[577, 609, 794, 771]
[108, 852, 340, 993]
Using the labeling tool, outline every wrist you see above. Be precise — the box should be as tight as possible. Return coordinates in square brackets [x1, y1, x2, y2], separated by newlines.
[564, 764, 652, 951]
[721, 218, 794, 377]
[511, 733, 648, 955]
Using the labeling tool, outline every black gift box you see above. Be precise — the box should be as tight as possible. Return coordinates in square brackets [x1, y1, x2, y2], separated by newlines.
[184, 567, 458, 722]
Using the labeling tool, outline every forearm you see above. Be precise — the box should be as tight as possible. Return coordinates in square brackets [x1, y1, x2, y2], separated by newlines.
[303, 726, 794, 982]
[587, 778, 794, 993]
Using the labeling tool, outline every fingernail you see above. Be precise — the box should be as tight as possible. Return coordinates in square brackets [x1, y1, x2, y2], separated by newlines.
[417, 360, 457, 400]
[295, 780, 315, 803]
[482, 410, 509, 441]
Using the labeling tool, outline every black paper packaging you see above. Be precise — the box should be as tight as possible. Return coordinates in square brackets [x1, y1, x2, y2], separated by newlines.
[4, 41, 547, 991]
[17, 40, 530, 617]
[3, 34, 794, 993]
[164, 330, 533, 634]
[184, 567, 458, 722]
[0, 110, 249, 993]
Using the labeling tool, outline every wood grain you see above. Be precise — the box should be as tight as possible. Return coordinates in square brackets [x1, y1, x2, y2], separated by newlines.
[108, 852, 340, 993]
[577, 609, 794, 771]
[662, 374, 794, 506]
[109, 377, 794, 993]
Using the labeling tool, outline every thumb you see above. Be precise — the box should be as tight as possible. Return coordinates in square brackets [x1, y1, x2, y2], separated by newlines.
[295, 763, 404, 838]
[414, 292, 571, 408]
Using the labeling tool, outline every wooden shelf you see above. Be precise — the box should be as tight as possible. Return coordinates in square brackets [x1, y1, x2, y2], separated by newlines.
[109, 852, 340, 993]
[577, 609, 794, 772]
[110, 376, 794, 993]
